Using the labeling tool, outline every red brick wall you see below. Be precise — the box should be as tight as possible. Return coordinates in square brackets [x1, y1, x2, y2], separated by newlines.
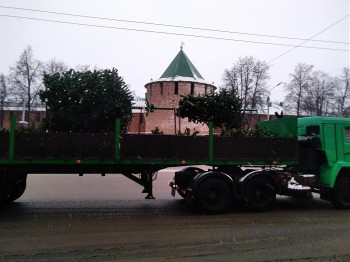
[129, 112, 146, 133]
[144, 81, 216, 134]
[1, 109, 147, 134]
[0, 110, 45, 129]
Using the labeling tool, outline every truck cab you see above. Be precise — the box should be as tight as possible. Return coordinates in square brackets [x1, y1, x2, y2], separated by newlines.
[297, 117, 350, 208]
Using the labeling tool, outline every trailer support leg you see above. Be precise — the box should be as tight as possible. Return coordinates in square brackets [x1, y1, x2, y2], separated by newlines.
[121, 172, 155, 199]
[142, 171, 155, 199]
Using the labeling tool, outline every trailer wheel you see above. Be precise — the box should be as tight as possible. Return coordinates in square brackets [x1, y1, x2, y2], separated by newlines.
[177, 188, 186, 198]
[4, 181, 27, 203]
[243, 177, 276, 212]
[331, 175, 350, 209]
[0, 186, 4, 205]
[3, 175, 27, 203]
[197, 178, 233, 214]
[174, 167, 204, 199]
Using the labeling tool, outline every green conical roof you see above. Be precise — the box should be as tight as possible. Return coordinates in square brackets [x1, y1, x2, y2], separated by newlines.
[159, 48, 205, 81]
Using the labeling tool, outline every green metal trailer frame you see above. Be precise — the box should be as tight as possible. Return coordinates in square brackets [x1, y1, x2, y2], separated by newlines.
[0, 116, 298, 199]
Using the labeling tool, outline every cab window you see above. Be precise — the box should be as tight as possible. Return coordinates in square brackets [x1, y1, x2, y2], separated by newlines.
[345, 127, 350, 143]
[306, 125, 320, 136]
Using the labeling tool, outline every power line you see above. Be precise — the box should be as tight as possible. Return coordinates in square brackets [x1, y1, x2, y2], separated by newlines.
[0, 5, 348, 45]
[0, 14, 349, 52]
[267, 14, 350, 64]
[328, 67, 349, 74]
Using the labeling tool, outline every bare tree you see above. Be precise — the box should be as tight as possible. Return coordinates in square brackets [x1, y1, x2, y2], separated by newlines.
[251, 60, 270, 109]
[223, 56, 269, 129]
[285, 65, 350, 117]
[334, 67, 350, 117]
[43, 58, 68, 75]
[8, 46, 43, 123]
[75, 64, 91, 72]
[0, 73, 8, 128]
[223, 56, 270, 111]
[301, 71, 335, 116]
[284, 63, 313, 116]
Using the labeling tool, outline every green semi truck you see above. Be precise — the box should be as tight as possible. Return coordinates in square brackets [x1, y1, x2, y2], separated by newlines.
[0, 116, 349, 214]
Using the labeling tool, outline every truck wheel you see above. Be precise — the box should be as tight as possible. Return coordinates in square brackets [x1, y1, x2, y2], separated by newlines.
[243, 177, 276, 212]
[331, 175, 350, 209]
[197, 178, 233, 214]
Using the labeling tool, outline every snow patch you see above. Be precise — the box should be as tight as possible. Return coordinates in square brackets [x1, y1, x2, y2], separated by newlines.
[149, 76, 215, 86]
[288, 178, 311, 190]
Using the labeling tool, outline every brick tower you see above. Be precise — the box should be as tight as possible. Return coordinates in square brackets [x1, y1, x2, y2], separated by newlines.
[144, 47, 216, 134]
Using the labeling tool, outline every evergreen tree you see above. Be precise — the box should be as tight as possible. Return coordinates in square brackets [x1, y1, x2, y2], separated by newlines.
[178, 88, 242, 134]
[40, 68, 133, 133]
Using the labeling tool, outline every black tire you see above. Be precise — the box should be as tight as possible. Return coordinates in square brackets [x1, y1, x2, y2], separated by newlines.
[197, 178, 233, 214]
[3, 175, 27, 203]
[282, 187, 313, 199]
[243, 176, 276, 212]
[176, 189, 186, 198]
[331, 175, 350, 209]
[0, 186, 4, 205]
[174, 167, 204, 199]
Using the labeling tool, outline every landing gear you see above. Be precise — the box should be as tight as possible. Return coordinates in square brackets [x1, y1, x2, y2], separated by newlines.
[332, 175, 350, 209]
[141, 171, 155, 199]
[242, 177, 276, 212]
[122, 171, 156, 199]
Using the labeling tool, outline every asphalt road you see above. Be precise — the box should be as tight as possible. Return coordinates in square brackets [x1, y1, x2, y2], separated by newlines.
[1, 168, 350, 262]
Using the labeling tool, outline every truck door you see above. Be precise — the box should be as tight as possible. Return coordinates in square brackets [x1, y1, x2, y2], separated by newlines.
[323, 123, 337, 165]
[343, 126, 350, 162]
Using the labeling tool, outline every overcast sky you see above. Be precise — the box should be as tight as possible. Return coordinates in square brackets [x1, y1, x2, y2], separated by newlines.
[0, 0, 349, 103]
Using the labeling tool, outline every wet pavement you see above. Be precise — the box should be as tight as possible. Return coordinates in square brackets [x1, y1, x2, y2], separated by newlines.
[1, 169, 350, 261]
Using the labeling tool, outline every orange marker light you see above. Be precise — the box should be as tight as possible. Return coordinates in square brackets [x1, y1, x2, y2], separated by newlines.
[181, 160, 186, 165]
[76, 159, 81, 164]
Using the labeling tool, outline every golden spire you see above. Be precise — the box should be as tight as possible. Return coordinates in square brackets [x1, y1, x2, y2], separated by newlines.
[180, 42, 185, 49]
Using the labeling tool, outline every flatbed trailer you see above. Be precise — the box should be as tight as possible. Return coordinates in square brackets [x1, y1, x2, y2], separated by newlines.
[0, 116, 349, 213]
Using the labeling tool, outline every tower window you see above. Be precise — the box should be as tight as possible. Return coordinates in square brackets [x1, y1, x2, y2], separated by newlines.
[175, 82, 178, 95]
[205, 85, 207, 95]
[191, 83, 194, 95]
[160, 83, 163, 95]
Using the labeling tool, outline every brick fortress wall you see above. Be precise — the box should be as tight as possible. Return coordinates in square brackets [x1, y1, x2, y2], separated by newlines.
[145, 81, 216, 134]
